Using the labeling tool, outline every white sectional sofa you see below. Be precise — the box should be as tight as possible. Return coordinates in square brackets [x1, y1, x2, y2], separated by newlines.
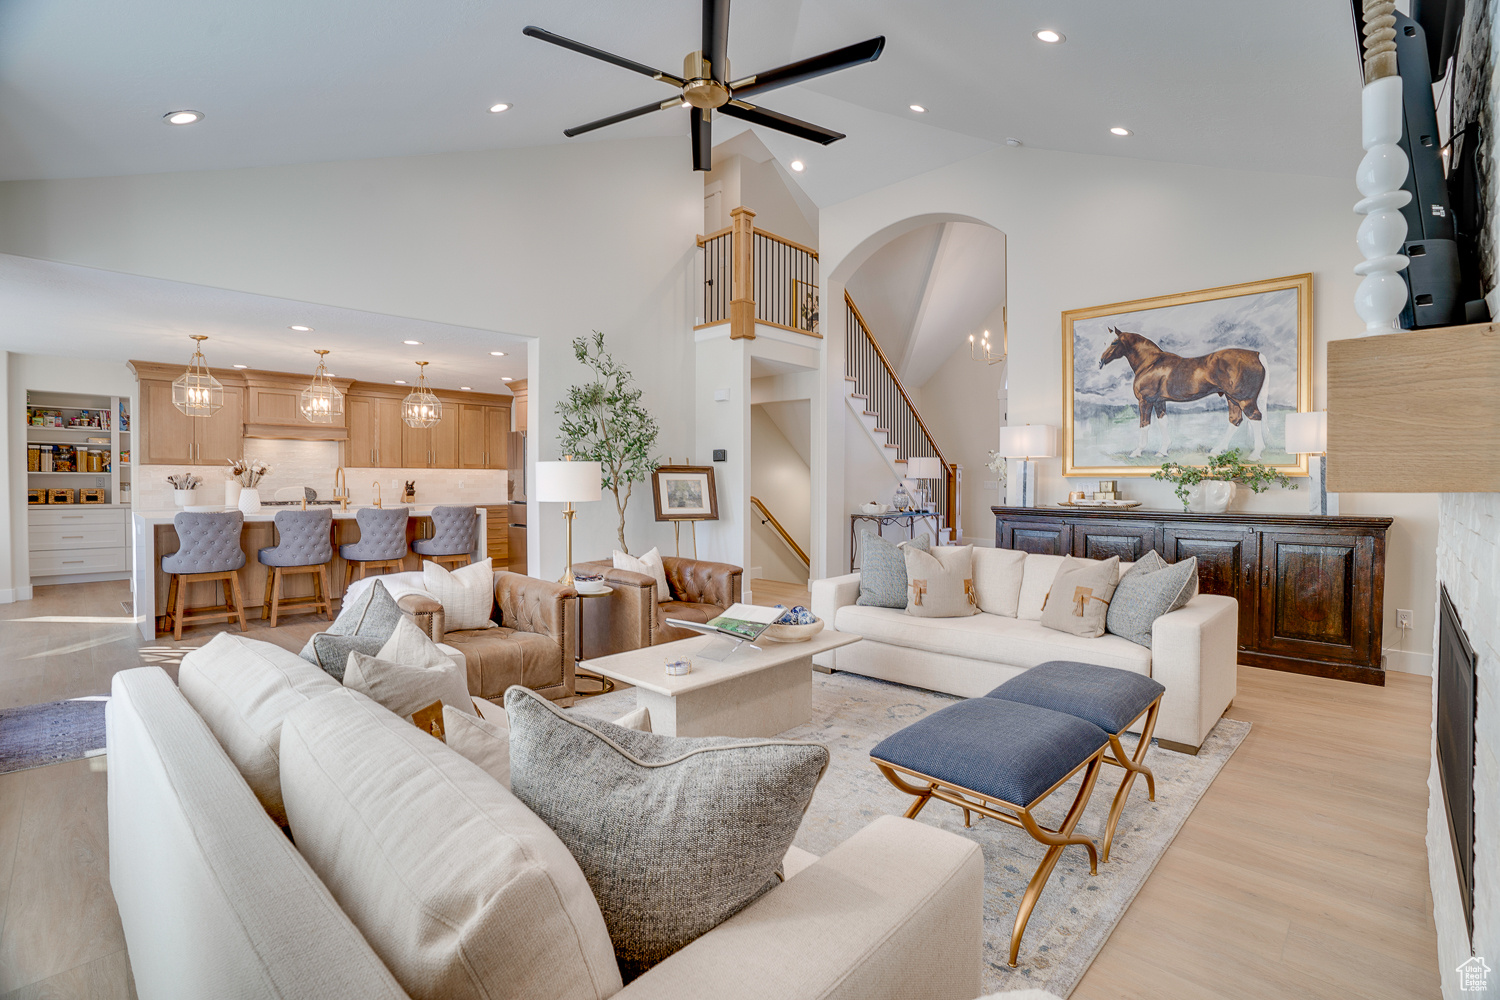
[812, 549, 1238, 753]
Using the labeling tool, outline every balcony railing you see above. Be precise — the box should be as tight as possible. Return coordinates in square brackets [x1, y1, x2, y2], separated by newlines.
[697, 207, 818, 340]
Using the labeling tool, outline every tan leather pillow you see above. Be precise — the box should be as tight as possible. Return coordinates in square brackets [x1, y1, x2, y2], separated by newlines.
[1039, 556, 1120, 637]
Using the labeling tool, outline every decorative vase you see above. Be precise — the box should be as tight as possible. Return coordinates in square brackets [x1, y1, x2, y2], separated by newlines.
[224, 481, 242, 507]
[237, 487, 262, 514]
[173, 489, 195, 507]
[892, 483, 914, 512]
[1187, 481, 1236, 514]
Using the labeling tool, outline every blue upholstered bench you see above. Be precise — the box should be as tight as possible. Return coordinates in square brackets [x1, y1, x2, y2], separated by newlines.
[869, 660, 1165, 968]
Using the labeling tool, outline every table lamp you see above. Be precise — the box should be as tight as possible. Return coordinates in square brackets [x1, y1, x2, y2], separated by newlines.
[536, 458, 602, 583]
[998, 424, 1056, 507]
[1285, 410, 1337, 515]
[904, 456, 943, 512]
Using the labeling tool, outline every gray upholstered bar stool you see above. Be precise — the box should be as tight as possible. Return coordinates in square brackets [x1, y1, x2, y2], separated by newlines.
[339, 506, 411, 593]
[258, 507, 334, 627]
[412, 505, 478, 571]
[161, 510, 248, 640]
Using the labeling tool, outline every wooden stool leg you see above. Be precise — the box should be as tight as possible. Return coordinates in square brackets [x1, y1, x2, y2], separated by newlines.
[173, 574, 188, 641]
[162, 574, 179, 637]
[268, 568, 282, 628]
[319, 565, 333, 620]
[228, 571, 248, 632]
[261, 567, 274, 621]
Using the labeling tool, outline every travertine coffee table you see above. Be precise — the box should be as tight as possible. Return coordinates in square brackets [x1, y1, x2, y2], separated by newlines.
[581, 630, 861, 737]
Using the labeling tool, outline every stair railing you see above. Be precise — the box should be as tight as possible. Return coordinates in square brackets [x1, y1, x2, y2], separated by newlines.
[696, 207, 819, 339]
[750, 496, 810, 567]
[844, 292, 960, 539]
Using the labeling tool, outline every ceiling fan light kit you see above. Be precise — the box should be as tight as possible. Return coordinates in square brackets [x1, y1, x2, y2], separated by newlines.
[523, 0, 884, 170]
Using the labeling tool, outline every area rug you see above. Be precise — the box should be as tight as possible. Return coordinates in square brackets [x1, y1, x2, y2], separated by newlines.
[572, 670, 1248, 997]
[0, 697, 109, 774]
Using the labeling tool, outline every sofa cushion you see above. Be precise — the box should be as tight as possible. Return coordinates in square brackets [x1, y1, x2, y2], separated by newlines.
[903, 544, 979, 618]
[971, 546, 1027, 617]
[300, 580, 404, 680]
[504, 686, 829, 982]
[443, 626, 564, 698]
[1016, 554, 1064, 620]
[177, 633, 340, 826]
[615, 547, 672, 602]
[279, 688, 622, 1000]
[1107, 551, 1200, 647]
[856, 531, 928, 609]
[443, 703, 510, 787]
[1038, 556, 1120, 638]
[832, 604, 1152, 675]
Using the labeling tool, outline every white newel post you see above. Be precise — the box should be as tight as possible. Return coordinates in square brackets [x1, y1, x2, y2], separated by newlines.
[1353, 1, 1411, 334]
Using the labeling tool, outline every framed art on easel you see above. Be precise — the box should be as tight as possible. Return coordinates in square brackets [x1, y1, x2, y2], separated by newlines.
[651, 465, 719, 521]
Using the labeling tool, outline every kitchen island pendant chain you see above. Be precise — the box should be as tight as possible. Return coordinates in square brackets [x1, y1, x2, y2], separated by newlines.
[171, 335, 224, 418]
[402, 361, 442, 429]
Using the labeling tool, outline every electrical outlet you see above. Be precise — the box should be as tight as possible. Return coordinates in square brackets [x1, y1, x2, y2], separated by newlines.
[1396, 609, 1414, 630]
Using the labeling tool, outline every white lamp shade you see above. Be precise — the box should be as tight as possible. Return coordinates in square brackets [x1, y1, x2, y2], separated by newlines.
[905, 456, 943, 480]
[1285, 411, 1327, 454]
[535, 461, 601, 503]
[998, 424, 1056, 459]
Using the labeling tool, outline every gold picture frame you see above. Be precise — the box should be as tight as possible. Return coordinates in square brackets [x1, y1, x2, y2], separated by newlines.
[792, 278, 819, 335]
[1062, 273, 1312, 477]
[651, 465, 719, 521]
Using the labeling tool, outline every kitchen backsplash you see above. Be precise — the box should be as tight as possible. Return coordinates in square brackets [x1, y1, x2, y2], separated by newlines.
[135, 439, 508, 510]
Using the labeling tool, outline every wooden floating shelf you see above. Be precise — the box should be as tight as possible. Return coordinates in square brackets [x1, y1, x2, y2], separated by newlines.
[1327, 321, 1500, 493]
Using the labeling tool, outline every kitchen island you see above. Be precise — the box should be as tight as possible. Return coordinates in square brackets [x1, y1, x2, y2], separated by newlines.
[130, 505, 489, 640]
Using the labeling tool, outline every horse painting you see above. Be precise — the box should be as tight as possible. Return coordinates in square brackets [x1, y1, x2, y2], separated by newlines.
[1098, 327, 1269, 459]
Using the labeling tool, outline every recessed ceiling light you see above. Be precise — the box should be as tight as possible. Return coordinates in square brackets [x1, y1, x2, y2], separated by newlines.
[1034, 29, 1065, 43]
[1110, 127, 1133, 136]
[790, 160, 805, 172]
[501, 377, 514, 382]
[232, 364, 249, 369]
[164, 110, 204, 125]
[489, 351, 506, 357]
[393, 379, 407, 385]
[488, 103, 512, 114]
[403, 340, 422, 345]
[908, 104, 926, 113]
[461, 386, 472, 391]
[289, 324, 312, 332]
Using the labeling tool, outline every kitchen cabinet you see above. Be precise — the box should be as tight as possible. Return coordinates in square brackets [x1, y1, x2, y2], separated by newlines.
[140, 380, 244, 465]
[459, 403, 510, 470]
[510, 380, 528, 434]
[402, 409, 458, 469]
[346, 392, 406, 467]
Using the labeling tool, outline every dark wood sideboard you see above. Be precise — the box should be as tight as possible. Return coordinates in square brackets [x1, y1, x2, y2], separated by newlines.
[992, 506, 1394, 685]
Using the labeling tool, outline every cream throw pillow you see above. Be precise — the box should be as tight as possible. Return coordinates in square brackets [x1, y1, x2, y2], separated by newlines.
[903, 545, 980, 618]
[443, 705, 510, 788]
[1039, 556, 1120, 638]
[422, 558, 495, 631]
[342, 617, 476, 719]
[614, 547, 673, 603]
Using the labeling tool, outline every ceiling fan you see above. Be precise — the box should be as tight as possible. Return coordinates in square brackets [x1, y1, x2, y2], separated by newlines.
[523, 1, 885, 171]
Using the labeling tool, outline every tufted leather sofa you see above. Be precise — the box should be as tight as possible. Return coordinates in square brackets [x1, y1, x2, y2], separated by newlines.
[569, 556, 743, 657]
[398, 570, 577, 702]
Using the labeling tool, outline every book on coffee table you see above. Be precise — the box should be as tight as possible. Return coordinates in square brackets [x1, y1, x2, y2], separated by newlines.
[665, 602, 781, 642]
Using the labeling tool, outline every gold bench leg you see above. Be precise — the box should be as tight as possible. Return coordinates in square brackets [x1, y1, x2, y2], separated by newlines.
[1008, 753, 1104, 967]
[1100, 696, 1162, 863]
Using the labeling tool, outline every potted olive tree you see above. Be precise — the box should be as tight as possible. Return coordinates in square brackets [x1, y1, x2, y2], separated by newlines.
[1152, 448, 1296, 513]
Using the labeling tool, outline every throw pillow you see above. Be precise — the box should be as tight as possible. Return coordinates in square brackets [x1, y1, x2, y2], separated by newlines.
[300, 579, 404, 680]
[422, 558, 495, 631]
[503, 686, 829, 981]
[971, 546, 1028, 617]
[443, 704, 510, 788]
[855, 531, 929, 609]
[903, 545, 980, 618]
[613, 547, 672, 603]
[1106, 551, 1199, 647]
[279, 689, 623, 1000]
[342, 618, 476, 719]
[1038, 556, 1120, 638]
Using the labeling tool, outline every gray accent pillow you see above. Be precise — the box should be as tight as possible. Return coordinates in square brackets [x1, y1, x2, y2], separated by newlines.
[503, 686, 829, 982]
[855, 531, 929, 608]
[1038, 556, 1120, 637]
[1106, 551, 1199, 647]
[300, 580, 405, 680]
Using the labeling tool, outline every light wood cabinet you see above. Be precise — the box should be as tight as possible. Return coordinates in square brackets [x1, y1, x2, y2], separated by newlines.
[510, 380, 528, 434]
[372, 397, 404, 468]
[401, 409, 459, 469]
[458, 404, 510, 470]
[347, 395, 376, 466]
[139, 380, 244, 465]
[484, 406, 509, 470]
[346, 392, 406, 467]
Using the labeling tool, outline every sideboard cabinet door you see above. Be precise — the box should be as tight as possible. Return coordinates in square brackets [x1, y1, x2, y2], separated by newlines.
[1071, 520, 1159, 562]
[999, 516, 1068, 556]
[1161, 525, 1259, 648]
[1256, 530, 1380, 672]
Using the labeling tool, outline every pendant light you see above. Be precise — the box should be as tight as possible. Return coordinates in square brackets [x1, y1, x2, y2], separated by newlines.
[401, 361, 442, 428]
[299, 349, 344, 423]
[171, 335, 224, 417]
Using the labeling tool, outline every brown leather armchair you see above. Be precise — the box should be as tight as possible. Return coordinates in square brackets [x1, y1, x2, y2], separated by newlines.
[398, 571, 577, 701]
[570, 556, 742, 657]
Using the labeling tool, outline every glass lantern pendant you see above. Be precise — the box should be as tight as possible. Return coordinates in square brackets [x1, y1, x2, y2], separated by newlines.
[299, 349, 344, 424]
[171, 335, 224, 418]
[401, 361, 442, 429]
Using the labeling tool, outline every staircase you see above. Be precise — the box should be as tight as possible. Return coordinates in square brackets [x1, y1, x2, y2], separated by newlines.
[843, 293, 961, 541]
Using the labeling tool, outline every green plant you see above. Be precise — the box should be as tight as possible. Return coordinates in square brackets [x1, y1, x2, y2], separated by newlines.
[556, 331, 660, 553]
[1151, 448, 1297, 510]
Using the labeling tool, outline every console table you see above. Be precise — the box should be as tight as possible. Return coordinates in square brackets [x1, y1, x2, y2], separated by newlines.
[991, 506, 1393, 685]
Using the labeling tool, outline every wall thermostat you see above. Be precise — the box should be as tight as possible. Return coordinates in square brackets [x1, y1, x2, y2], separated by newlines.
[712, 449, 726, 462]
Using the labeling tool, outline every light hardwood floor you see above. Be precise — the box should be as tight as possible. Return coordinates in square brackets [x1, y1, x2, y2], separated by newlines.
[0, 581, 1439, 999]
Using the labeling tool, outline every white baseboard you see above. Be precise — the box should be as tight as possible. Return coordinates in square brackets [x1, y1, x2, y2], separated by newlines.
[747, 566, 764, 580]
[0, 586, 34, 604]
[1384, 649, 1433, 676]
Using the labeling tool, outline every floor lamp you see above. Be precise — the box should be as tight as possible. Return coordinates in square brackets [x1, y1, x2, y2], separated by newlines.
[998, 424, 1056, 508]
[536, 458, 602, 583]
[1285, 411, 1337, 515]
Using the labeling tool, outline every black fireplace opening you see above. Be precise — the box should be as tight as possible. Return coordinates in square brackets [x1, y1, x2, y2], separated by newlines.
[1437, 584, 1478, 942]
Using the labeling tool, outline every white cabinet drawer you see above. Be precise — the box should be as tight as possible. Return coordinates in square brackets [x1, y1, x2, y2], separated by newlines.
[31, 546, 128, 576]
[28, 507, 125, 526]
[30, 523, 123, 551]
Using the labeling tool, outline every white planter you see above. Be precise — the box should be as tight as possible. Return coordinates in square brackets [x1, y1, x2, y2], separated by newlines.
[224, 481, 242, 507]
[1187, 481, 1237, 514]
[173, 489, 196, 507]
[237, 488, 262, 514]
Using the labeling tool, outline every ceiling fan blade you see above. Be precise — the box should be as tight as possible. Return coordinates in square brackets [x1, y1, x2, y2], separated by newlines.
[691, 107, 712, 171]
[563, 99, 675, 138]
[719, 101, 845, 145]
[730, 36, 885, 99]
[703, 0, 731, 82]
[522, 26, 683, 85]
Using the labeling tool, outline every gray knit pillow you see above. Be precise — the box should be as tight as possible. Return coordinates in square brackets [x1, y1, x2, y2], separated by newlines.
[503, 686, 829, 982]
[300, 580, 405, 680]
[855, 531, 929, 608]
[1106, 551, 1199, 647]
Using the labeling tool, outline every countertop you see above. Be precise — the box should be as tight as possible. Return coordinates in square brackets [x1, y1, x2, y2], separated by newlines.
[131, 505, 489, 526]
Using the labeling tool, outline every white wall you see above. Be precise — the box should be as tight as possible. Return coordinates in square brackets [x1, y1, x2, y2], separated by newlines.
[692, 331, 749, 568]
[749, 403, 810, 585]
[818, 143, 1438, 672]
[703, 146, 817, 249]
[0, 137, 703, 581]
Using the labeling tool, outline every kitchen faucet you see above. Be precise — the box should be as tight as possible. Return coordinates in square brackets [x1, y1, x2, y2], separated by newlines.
[372, 481, 382, 509]
[333, 467, 349, 511]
